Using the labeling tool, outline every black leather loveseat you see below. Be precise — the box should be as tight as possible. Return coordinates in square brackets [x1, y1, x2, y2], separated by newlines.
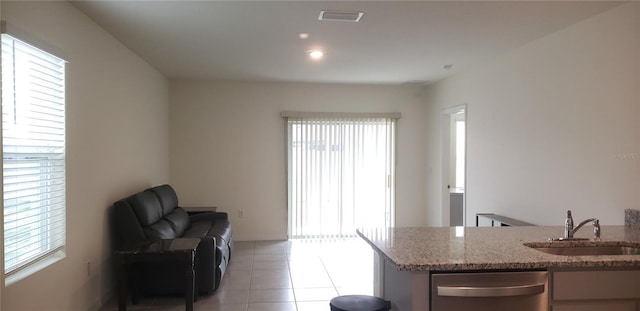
[112, 184, 233, 294]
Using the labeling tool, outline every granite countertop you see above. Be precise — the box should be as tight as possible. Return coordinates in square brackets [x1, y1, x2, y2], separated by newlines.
[356, 226, 640, 271]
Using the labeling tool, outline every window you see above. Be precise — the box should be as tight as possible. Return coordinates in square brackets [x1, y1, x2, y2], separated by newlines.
[2, 33, 66, 276]
[284, 112, 397, 239]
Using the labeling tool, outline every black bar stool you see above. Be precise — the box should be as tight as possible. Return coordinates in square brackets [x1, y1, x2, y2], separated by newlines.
[330, 295, 391, 311]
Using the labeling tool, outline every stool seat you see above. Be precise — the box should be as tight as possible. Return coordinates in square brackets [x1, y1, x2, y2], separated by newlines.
[330, 295, 391, 311]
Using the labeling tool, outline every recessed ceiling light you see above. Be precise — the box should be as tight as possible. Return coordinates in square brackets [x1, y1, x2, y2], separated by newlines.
[299, 33, 309, 39]
[308, 50, 324, 60]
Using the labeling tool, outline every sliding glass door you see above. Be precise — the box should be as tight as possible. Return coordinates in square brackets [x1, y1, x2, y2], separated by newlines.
[286, 114, 396, 239]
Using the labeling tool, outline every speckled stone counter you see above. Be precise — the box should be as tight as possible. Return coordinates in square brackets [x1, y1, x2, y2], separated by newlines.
[357, 226, 640, 271]
[626, 209, 640, 228]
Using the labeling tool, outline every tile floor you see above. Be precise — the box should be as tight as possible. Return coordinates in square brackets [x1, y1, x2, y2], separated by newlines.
[104, 238, 374, 311]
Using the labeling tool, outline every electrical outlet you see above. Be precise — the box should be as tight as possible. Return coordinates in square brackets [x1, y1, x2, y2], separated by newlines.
[238, 210, 244, 219]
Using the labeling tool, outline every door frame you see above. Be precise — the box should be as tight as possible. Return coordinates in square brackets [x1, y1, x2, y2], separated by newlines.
[441, 104, 467, 227]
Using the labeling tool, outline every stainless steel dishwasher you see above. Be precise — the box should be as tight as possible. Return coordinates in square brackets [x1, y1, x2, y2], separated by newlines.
[431, 271, 548, 311]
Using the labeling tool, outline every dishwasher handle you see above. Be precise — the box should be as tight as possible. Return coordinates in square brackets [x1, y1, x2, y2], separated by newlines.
[437, 283, 545, 298]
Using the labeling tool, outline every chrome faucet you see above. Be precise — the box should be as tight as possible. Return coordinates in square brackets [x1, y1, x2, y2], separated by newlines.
[564, 210, 600, 240]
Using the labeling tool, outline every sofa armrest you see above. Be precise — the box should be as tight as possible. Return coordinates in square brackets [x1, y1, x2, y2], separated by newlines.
[188, 211, 229, 222]
[183, 206, 217, 213]
[195, 235, 217, 293]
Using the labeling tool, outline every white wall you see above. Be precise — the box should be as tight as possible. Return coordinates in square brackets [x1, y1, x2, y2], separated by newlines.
[169, 81, 427, 241]
[423, 3, 640, 227]
[1, 1, 169, 310]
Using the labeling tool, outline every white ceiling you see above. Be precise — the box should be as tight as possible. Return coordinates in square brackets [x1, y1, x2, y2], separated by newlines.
[71, 1, 621, 85]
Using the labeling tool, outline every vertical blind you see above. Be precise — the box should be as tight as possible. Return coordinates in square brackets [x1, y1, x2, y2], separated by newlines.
[2, 33, 66, 274]
[285, 112, 397, 239]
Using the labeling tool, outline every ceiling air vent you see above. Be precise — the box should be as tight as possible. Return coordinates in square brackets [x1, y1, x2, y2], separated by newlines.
[318, 10, 364, 22]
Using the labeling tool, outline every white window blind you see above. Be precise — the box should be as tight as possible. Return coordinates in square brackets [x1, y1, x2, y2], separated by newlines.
[286, 114, 396, 239]
[1, 33, 66, 275]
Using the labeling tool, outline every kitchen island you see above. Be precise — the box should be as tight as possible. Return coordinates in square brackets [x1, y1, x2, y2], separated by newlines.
[357, 226, 640, 311]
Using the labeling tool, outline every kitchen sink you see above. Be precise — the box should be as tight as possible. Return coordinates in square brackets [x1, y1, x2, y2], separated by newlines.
[524, 242, 640, 256]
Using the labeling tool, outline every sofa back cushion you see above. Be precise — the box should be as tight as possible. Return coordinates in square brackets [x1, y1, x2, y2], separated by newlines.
[113, 185, 194, 246]
[147, 184, 179, 216]
[143, 219, 177, 240]
[129, 191, 164, 226]
[165, 207, 190, 237]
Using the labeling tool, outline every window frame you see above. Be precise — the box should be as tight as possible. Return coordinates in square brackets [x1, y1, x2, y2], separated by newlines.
[283, 112, 398, 239]
[1, 29, 67, 285]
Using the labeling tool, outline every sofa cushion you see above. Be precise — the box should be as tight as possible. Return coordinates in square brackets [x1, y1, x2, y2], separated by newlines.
[188, 212, 232, 243]
[147, 184, 179, 216]
[165, 208, 190, 237]
[143, 219, 176, 240]
[129, 192, 163, 226]
[182, 219, 213, 238]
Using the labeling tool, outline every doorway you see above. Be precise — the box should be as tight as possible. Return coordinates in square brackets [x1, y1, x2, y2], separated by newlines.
[441, 105, 466, 227]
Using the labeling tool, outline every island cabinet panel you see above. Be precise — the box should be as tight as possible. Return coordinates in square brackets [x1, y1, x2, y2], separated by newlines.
[551, 270, 640, 311]
[358, 226, 640, 311]
[552, 302, 636, 311]
[382, 258, 430, 311]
